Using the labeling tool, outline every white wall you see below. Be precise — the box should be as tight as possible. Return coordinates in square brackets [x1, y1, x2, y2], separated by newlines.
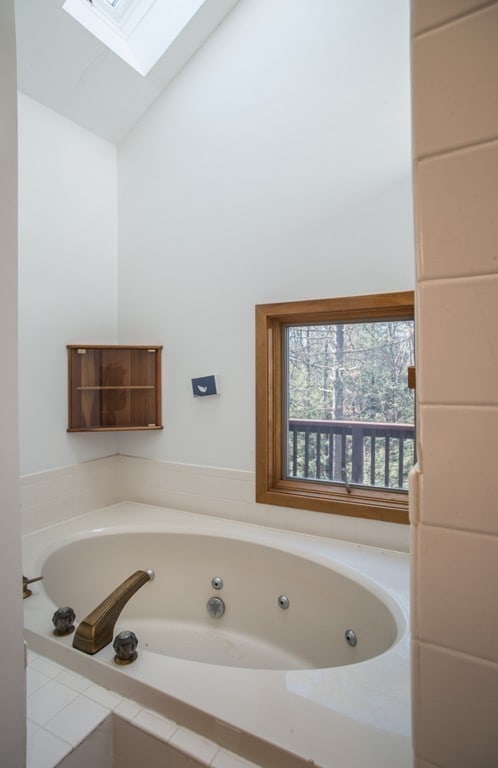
[117, 0, 414, 471]
[0, 1, 25, 764]
[18, 94, 119, 475]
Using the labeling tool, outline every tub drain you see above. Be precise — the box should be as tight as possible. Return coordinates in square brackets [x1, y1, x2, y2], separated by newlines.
[207, 596, 225, 618]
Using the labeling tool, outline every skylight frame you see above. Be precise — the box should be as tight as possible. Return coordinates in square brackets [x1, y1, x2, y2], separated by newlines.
[63, 0, 209, 76]
[88, 0, 138, 28]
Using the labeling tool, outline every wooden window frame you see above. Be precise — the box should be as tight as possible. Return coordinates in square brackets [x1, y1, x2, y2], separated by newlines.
[255, 291, 414, 524]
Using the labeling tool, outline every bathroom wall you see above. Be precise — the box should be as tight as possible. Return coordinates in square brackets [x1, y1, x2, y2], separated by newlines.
[18, 0, 414, 550]
[411, 2, 498, 765]
[18, 93, 119, 475]
[117, 0, 414, 472]
[0, 1, 26, 764]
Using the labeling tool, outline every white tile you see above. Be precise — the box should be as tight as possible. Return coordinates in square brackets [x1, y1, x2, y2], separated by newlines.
[412, 4, 498, 157]
[27, 726, 72, 768]
[408, 463, 421, 525]
[415, 642, 498, 767]
[113, 717, 173, 766]
[57, 719, 113, 768]
[162, 488, 249, 522]
[132, 707, 178, 742]
[27, 718, 41, 742]
[146, 464, 164, 489]
[164, 470, 254, 504]
[211, 749, 261, 768]
[169, 727, 219, 765]
[113, 698, 142, 721]
[306, 508, 333, 538]
[354, 516, 410, 552]
[128, 484, 163, 506]
[28, 680, 79, 726]
[410, 525, 420, 645]
[156, 459, 253, 483]
[325, 512, 359, 544]
[212, 721, 242, 755]
[22, 496, 77, 533]
[21, 479, 51, 508]
[27, 666, 51, 697]
[417, 526, 498, 662]
[44, 695, 110, 748]
[164, 746, 206, 768]
[418, 276, 498, 405]
[419, 405, 498, 534]
[29, 656, 65, 679]
[416, 142, 498, 280]
[119, 457, 256, 509]
[266, 505, 310, 534]
[83, 683, 123, 709]
[22, 505, 48, 535]
[55, 669, 92, 694]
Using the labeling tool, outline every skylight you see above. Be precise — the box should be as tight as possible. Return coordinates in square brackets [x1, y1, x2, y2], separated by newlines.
[63, 0, 212, 76]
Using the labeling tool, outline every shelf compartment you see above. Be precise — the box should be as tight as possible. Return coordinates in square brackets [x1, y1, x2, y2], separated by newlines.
[67, 345, 163, 432]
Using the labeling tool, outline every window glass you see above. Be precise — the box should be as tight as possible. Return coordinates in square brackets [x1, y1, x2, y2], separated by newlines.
[285, 320, 415, 491]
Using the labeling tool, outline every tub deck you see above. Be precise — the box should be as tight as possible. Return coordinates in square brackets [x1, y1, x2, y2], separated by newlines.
[23, 502, 411, 768]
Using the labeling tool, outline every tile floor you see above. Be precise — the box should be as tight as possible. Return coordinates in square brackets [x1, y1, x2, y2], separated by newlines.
[26, 650, 259, 768]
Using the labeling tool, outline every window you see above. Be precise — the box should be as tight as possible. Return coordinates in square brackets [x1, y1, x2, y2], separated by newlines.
[256, 291, 415, 524]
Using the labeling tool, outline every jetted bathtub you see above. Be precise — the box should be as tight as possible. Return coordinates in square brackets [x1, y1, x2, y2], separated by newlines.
[23, 502, 411, 767]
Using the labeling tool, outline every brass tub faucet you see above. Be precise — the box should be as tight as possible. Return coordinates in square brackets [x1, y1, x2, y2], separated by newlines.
[72, 569, 154, 655]
[23, 575, 43, 598]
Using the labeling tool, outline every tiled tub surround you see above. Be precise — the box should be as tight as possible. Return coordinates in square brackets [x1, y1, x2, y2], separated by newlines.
[27, 650, 259, 768]
[411, 1, 498, 766]
[21, 456, 119, 534]
[23, 503, 411, 768]
[21, 454, 410, 552]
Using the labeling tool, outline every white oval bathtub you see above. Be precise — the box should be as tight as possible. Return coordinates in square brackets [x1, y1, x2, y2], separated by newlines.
[23, 502, 411, 767]
[41, 530, 399, 670]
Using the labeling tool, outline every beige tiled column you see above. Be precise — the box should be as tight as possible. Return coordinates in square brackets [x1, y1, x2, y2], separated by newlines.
[411, 2, 498, 766]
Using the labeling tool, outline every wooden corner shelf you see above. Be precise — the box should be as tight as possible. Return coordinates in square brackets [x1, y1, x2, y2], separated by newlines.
[67, 345, 163, 432]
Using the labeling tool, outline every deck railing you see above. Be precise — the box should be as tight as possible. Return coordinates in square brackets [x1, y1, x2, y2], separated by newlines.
[287, 418, 415, 491]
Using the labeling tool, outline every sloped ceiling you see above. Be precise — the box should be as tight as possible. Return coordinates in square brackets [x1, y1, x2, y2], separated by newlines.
[15, 0, 239, 144]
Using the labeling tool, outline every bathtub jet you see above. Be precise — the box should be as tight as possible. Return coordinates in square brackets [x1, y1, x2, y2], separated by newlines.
[72, 568, 154, 655]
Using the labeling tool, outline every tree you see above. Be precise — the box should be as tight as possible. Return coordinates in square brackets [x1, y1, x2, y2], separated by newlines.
[286, 319, 415, 488]
[287, 320, 414, 423]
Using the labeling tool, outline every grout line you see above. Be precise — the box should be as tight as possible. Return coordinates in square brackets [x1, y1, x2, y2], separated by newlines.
[418, 400, 498, 409]
[417, 271, 498, 284]
[418, 272, 498, 287]
[417, 638, 498, 669]
[415, 135, 498, 164]
[419, 403, 498, 411]
[416, 520, 498, 540]
[412, 0, 498, 37]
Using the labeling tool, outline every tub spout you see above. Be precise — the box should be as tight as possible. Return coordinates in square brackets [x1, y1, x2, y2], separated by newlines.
[72, 569, 154, 655]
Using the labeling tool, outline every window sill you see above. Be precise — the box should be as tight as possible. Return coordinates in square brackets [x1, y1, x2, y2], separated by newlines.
[256, 480, 409, 524]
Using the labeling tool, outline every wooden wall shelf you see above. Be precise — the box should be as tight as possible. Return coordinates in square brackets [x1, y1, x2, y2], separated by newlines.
[67, 345, 163, 432]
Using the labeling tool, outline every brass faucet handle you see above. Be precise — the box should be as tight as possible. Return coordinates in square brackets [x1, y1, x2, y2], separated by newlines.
[23, 574, 43, 599]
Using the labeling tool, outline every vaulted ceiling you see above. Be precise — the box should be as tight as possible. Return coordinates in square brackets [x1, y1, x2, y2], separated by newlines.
[15, 0, 239, 143]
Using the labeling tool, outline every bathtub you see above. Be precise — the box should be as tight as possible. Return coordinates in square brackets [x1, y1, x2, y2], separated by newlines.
[23, 502, 411, 767]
